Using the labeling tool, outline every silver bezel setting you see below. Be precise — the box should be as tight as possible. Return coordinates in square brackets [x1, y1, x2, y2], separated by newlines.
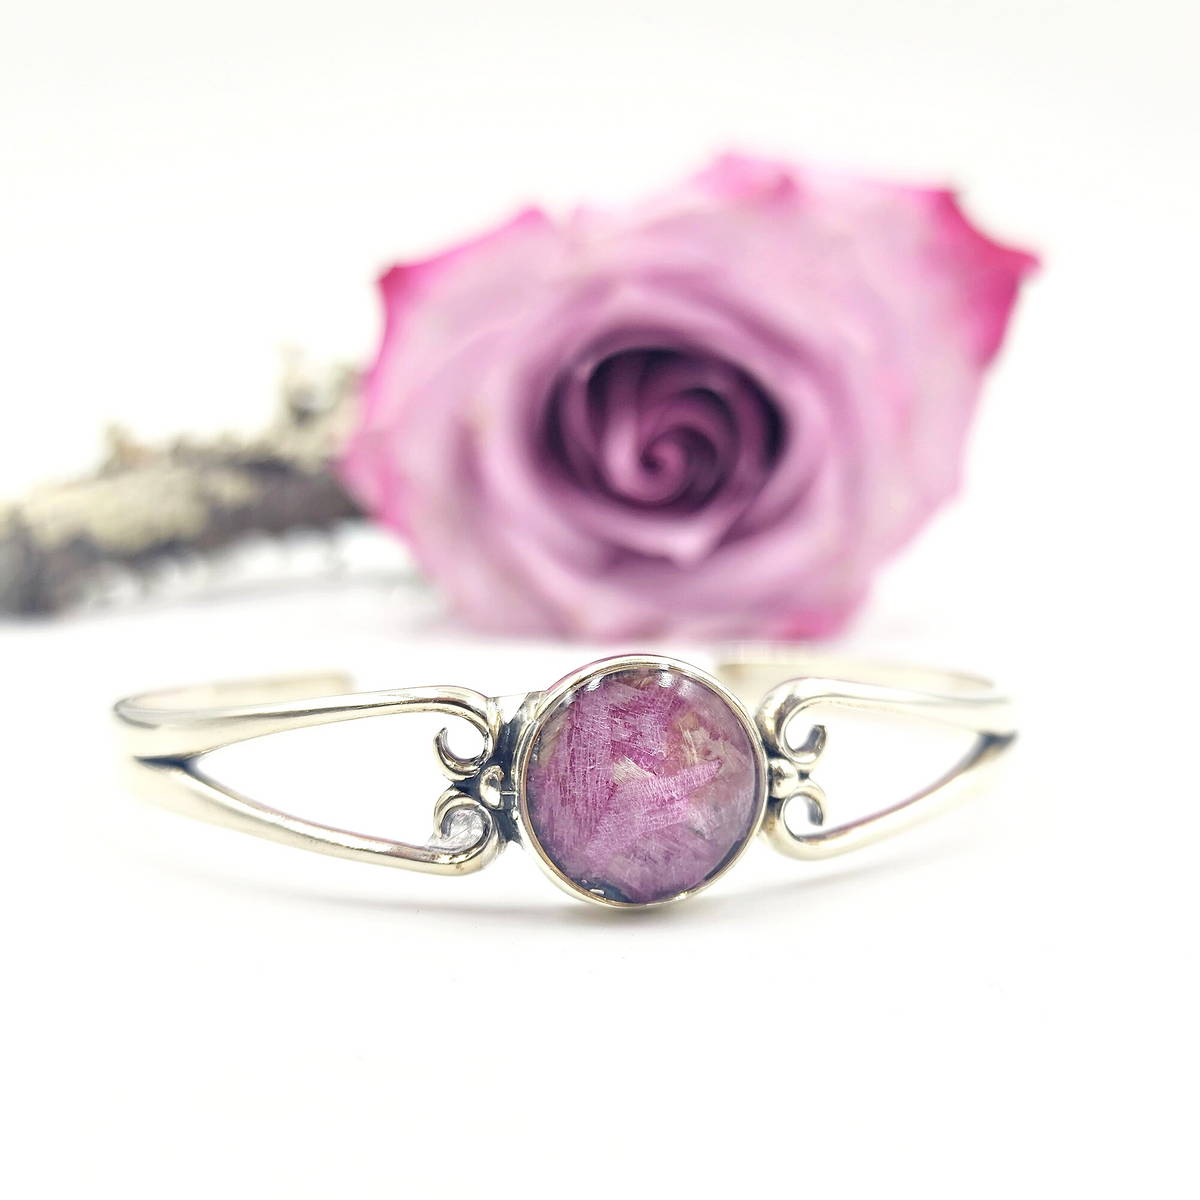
[508, 654, 770, 910]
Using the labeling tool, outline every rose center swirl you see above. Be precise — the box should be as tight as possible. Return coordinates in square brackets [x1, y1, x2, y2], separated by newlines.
[543, 347, 784, 514]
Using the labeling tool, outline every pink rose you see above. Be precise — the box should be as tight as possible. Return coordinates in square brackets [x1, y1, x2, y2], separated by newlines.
[341, 154, 1036, 639]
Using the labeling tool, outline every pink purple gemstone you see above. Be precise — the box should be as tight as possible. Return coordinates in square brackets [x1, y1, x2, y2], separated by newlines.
[523, 664, 761, 904]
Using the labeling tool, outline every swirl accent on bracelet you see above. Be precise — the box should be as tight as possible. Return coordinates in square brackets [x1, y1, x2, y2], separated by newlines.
[755, 683, 830, 849]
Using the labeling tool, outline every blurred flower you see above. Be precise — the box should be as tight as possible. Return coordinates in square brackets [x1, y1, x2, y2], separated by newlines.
[340, 153, 1036, 638]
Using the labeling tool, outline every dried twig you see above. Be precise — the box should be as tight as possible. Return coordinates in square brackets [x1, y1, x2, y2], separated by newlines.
[0, 357, 368, 615]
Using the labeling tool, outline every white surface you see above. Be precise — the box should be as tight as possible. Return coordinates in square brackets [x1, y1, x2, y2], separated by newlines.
[2, 2, 1198, 1197]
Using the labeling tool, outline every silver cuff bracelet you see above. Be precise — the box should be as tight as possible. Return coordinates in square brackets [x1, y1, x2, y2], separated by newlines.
[114, 650, 1016, 909]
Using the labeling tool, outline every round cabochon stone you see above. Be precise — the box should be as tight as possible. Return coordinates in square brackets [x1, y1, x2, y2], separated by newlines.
[523, 663, 761, 904]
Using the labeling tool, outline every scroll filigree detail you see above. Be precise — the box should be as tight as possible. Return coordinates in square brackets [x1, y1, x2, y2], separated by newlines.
[755, 683, 830, 844]
[429, 692, 509, 861]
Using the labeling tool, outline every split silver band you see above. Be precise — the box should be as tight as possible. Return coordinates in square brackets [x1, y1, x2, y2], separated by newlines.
[113, 649, 1016, 908]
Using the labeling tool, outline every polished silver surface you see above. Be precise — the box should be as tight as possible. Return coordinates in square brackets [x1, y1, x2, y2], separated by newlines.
[716, 649, 1017, 862]
[113, 648, 1017, 906]
[115, 673, 505, 875]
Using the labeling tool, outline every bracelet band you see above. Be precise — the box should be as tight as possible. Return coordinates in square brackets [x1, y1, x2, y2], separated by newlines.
[113, 650, 1016, 909]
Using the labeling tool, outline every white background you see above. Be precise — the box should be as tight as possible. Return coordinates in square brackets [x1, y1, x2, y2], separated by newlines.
[2, 2, 1198, 1196]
